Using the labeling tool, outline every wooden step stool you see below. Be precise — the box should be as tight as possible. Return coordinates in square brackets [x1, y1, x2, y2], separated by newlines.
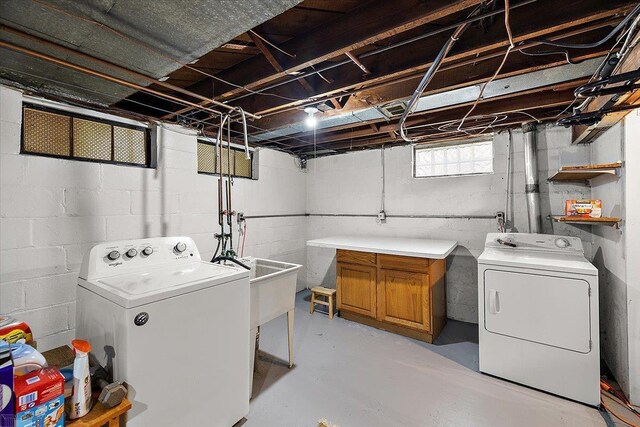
[310, 287, 337, 319]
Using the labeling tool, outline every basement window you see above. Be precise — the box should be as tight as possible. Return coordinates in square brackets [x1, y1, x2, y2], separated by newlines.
[21, 105, 151, 167]
[197, 139, 255, 179]
[413, 138, 493, 178]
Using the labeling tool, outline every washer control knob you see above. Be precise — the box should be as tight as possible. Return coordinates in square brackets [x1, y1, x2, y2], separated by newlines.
[142, 247, 153, 256]
[107, 250, 120, 261]
[126, 248, 138, 258]
[555, 238, 570, 248]
[174, 242, 187, 253]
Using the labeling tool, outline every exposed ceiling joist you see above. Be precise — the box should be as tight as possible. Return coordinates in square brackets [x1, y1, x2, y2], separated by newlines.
[278, 83, 581, 152]
[249, 55, 605, 143]
[161, 0, 482, 119]
[244, 0, 633, 125]
[572, 41, 640, 144]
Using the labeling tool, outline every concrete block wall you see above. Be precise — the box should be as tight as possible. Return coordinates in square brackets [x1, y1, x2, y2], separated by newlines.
[588, 111, 640, 405]
[306, 125, 592, 323]
[2, 81, 635, 400]
[624, 111, 640, 405]
[0, 85, 307, 351]
[589, 123, 628, 396]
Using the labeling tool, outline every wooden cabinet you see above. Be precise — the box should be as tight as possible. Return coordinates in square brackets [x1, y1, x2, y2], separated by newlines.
[336, 249, 447, 343]
[337, 262, 377, 318]
[378, 269, 430, 331]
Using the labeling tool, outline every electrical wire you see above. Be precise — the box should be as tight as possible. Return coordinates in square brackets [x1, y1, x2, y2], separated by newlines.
[240, 221, 247, 257]
[503, 129, 513, 233]
[599, 378, 640, 427]
[528, 3, 640, 50]
[249, 30, 296, 58]
[518, 47, 580, 65]
[380, 144, 385, 218]
[398, 4, 484, 142]
[601, 398, 640, 427]
[601, 379, 640, 416]
[228, 0, 537, 105]
[457, 0, 515, 132]
[553, 5, 640, 122]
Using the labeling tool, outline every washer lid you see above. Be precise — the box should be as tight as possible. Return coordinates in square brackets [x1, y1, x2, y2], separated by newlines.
[80, 261, 248, 308]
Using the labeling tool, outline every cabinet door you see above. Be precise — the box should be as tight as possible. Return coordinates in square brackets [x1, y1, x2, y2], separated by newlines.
[337, 263, 377, 318]
[378, 269, 430, 331]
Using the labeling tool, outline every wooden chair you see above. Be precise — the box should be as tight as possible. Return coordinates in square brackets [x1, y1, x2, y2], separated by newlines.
[310, 287, 337, 319]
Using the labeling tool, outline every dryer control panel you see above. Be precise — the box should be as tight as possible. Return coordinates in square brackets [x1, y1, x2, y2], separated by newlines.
[484, 233, 584, 254]
[79, 236, 201, 280]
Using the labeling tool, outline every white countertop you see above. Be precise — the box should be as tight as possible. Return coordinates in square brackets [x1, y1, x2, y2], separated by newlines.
[307, 236, 458, 259]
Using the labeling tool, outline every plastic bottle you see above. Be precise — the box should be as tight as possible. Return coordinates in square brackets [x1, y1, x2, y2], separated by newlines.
[69, 339, 92, 419]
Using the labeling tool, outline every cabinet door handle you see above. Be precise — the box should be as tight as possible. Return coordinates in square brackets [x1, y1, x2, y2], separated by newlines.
[488, 289, 501, 314]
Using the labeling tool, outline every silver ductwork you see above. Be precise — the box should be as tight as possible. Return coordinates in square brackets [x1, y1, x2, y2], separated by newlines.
[249, 57, 603, 143]
[522, 123, 542, 233]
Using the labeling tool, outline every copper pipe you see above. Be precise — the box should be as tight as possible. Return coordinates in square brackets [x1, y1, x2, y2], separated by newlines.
[0, 39, 261, 120]
[1, 25, 260, 120]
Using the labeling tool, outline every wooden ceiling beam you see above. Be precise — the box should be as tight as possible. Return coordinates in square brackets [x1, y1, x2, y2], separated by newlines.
[256, 41, 610, 133]
[248, 31, 315, 96]
[275, 84, 579, 150]
[212, 0, 480, 98]
[572, 41, 640, 144]
[161, 0, 481, 119]
[294, 109, 563, 153]
[239, 0, 633, 118]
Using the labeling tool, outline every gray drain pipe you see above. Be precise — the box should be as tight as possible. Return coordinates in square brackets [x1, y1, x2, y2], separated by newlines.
[523, 123, 542, 233]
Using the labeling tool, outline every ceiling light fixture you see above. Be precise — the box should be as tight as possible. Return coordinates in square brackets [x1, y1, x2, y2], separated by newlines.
[304, 106, 319, 128]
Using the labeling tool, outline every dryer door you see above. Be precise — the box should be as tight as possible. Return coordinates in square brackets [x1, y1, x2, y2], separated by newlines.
[483, 269, 591, 353]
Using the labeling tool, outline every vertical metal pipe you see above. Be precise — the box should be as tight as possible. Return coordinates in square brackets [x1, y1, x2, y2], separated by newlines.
[522, 123, 542, 233]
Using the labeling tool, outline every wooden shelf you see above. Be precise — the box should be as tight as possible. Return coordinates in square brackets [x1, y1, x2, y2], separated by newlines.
[548, 161, 622, 182]
[551, 216, 621, 226]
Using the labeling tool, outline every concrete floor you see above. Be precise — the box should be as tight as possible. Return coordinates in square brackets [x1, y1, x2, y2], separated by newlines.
[244, 291, 620, 427]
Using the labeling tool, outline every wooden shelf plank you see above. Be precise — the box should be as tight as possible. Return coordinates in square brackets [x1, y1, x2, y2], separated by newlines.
[66, 398, 131, 427]
[551, 216, 621, 226]
[548, 161, 622, 182]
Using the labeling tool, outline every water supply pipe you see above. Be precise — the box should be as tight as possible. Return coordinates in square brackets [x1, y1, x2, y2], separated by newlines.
[522, 123, 542, 233]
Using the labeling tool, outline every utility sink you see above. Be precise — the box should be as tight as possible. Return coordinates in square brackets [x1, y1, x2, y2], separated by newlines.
[238, 257, 302, 397]
[241, 257, 302, 330]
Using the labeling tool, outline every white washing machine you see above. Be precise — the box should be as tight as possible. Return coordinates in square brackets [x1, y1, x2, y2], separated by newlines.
[478, 233, 599, 406]
[76, 237, 250, 426]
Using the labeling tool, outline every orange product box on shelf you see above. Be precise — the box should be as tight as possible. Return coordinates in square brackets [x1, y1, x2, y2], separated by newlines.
[565, 199, 602, 218]
[0, 316, 33, 344]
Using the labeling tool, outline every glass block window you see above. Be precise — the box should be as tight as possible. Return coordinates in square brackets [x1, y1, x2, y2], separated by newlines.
[197, 140, 254, 179]
[22, 105, 151, 167]
[414, 139, 493, 178]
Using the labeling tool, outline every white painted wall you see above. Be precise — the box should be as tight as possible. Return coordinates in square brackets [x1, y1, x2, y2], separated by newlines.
[2, 82, 638, 403]
[624, 110, 640, 405]
[0, 85, 307, 351]
[590, 123, 629, 397]
[306, 126, 593, 323]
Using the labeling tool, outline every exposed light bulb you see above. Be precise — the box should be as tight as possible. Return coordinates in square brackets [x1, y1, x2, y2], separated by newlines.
[305, 115, 317, 128]
[304, 106, 319, 129]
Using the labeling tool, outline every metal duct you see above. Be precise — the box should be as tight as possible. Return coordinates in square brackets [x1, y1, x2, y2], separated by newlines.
[250, 57, 603, 143]
[522, 123, 542, 233]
